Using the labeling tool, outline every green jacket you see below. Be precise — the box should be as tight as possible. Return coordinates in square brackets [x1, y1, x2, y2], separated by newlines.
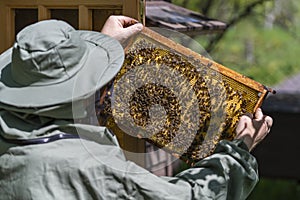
[0, 125, 258, 200]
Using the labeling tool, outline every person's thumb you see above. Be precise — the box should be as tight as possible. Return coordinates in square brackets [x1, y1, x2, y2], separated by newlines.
[254, 108, 263, 120]
[123, 23, 143, 37]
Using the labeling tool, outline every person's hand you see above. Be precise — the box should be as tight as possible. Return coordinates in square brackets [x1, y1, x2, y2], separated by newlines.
[101, 15, 144, 47]
[235, 108, 273, 151]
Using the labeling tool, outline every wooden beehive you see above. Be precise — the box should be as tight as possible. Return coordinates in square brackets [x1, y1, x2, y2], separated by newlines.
[98, 27, 273, 165]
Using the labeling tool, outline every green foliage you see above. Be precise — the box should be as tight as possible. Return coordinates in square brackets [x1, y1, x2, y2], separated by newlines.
[209, 21, 300, 86]
[173, 0, 300, 86]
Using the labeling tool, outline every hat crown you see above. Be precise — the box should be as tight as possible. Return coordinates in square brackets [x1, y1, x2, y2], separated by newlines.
[17, 20, 73, 51]
[11, 20, 88, 86]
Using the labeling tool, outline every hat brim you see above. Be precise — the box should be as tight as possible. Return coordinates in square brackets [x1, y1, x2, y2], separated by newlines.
[0, 31, 124, 107]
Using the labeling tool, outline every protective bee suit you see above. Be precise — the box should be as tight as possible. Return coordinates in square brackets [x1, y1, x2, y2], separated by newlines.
[0, 117, 257, 199]
[0, 20, 258, 200]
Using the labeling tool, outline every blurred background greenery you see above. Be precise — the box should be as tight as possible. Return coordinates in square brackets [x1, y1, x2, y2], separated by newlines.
[173, 0, 300, 87]
[170, 0, 300, 199]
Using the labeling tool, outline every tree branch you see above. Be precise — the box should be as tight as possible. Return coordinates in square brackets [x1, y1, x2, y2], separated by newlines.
[205, 0, 272, 53]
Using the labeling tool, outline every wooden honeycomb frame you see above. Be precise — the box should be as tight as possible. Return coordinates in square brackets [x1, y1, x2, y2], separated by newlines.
[100, 27, 273, 165]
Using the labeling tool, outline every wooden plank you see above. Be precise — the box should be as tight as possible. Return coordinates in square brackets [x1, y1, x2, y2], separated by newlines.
[92, 9, 122, 32]
[0, 0, 125, 53]
[38, 5, 50, 21]
[3, 0, 123, 7]
[79, 5, 92, 30]
[6, 7, 14, 52]
[123, 0, 139, 19]
[0, 2, 7, 53]
[140, 0, 146, 25]
[39, 0, 123, 7]
[122, 134, 146, 168]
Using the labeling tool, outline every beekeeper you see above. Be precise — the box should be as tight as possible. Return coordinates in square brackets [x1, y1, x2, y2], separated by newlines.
[0, 15, 272, 200]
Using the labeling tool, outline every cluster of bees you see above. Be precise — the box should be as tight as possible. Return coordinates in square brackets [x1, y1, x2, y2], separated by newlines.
[98, 38, 257, 165]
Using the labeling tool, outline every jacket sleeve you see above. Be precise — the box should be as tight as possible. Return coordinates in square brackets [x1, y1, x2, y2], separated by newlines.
[122, 139, 258, 200]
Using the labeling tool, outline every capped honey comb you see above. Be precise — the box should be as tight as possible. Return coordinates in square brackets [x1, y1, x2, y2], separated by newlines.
[97, 27, 273, 165]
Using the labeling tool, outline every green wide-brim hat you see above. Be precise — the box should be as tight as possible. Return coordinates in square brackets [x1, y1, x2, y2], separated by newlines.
[0, 19, 124, 108]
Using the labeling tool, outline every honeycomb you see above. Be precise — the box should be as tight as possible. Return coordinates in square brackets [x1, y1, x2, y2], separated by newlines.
[96, 28, 271, 165]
